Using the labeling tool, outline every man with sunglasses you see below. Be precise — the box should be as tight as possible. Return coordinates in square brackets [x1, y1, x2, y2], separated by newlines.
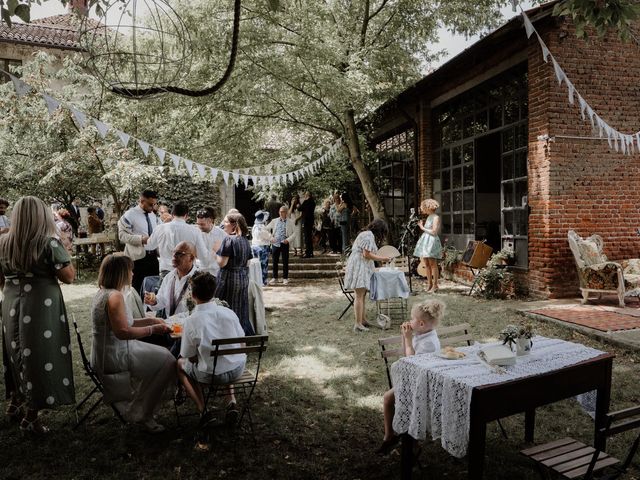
[146, 201, 210, 277]
[195, 206, 226, 276]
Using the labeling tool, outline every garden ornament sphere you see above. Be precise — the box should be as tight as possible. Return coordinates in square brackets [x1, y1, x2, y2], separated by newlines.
[80, 0, 193, 98]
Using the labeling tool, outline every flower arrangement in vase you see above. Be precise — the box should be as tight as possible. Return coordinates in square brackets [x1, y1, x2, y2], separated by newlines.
[500, 323, 535, 356]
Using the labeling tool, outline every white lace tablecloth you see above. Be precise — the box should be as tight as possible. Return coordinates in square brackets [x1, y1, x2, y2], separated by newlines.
[391, 336, 605, 458]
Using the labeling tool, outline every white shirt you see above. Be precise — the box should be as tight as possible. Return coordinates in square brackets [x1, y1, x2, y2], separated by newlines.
[146, 218, 211, 272]
[197, 226, 227, 275]
[251, 223, 271, 247]
[180, 301, 246, 375]
[0, 215, 9, 229]
[412, 330, 440, 355]
[120, 205, 159, 252]
[150, 265, 198, 316]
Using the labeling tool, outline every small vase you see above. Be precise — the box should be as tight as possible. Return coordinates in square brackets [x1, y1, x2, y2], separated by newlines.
[516, 337, 532, 356]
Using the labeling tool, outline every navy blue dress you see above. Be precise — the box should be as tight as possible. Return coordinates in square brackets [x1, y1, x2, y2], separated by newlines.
[215, 235, 254, 336]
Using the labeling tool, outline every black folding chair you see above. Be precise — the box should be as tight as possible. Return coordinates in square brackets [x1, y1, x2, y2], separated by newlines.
[71, 315, 126, 429]
[336, 267, 354, 320]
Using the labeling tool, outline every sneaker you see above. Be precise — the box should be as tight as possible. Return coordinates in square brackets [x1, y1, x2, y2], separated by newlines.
[279, 278, 285, 284]
[268, 278, 277, 285]
[282, 279, 289, 285]
[142, 418, 165, 434]
[225, 402, 239, 425]
[376, 435, 400, 455]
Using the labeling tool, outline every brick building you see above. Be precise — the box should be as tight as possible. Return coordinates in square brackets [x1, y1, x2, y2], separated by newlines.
[369, 1, 640, 299]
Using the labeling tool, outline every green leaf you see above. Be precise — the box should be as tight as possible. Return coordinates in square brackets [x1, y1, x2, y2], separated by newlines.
[14, 4, 29, 23]
[1, 7, 12, 27]
[6, 0, 16, 15]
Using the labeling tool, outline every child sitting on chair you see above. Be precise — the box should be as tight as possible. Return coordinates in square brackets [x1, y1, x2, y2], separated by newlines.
[377, 299, 445, 455]
[177, 272, 246, 426]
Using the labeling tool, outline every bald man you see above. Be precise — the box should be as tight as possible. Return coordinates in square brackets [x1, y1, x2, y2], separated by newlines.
[144, 241, 198, 317]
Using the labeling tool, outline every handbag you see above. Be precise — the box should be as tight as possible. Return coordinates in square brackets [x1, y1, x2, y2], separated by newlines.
[100, 298, 134, 405]
[377, 313, 391, 330]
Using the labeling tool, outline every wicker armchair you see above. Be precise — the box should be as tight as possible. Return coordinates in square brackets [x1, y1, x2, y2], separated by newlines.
[567, 230, 640, 307]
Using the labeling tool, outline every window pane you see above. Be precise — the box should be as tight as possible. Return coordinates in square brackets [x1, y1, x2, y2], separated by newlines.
[515, 150, 527, 178]
[516, 123, 527, 149]
[474, 111, 488, 135]
[453, 190, 463, 211]
[504, 98, 518, 124]
[463, 143, 473, 163]
[463, 188, 474, 210]
[503, 210, 513, 236]
[503, 182, 514, 208]
[502, 153, 513, 180]
[463, 115, 474, 138]
[442, 214, 452, 234]
[442, 170, 451, 191]
[452, 145, 462, 165]
[463, 213, 474, 235]
[452, 167, 462, 189]
[502, 128, 514, 152]
[440, 148, 450, 169]
[489, 104, 503, 129]
[463, 163, 474, 187]
[520, 96, 528, 119]
[515, 180, 528, 208]
[441, 191, 451, 213]
[515, 238, 528, 267]
[453, 214, 463, 234]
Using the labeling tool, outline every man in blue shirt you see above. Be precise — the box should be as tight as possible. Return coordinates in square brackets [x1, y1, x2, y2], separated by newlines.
[265, 206, 296, 285]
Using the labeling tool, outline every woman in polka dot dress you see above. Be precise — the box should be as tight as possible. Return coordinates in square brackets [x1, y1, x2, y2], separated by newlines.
[0, 196, 76, 434]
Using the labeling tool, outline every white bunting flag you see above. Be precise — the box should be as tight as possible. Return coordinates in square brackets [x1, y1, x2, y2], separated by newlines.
[578, 95, 587, 120]
[196, 163, 206, 178]
[540, 39, 550, 63]
[93, 119, 110, 139]
[551, 58, 564, 85]
[210, 168, 218, 181]
[232, 170, 240, 184]
[153, 146, 166, 165]
[304, 151, 313, 160]
[242, 174, 249, 185]
[522, 13, 535, 38]
[566, 81, 575, 105]
[10, 74, 32, 97]
[116, 130, 130, 148]
[222, 170, 230, 185]
[43, 94, 60, 115]
[70, 107, 88, 128]
[183, 159, 194, 177]
[137, 139, 150, 156]
[170, 154, 181, 170]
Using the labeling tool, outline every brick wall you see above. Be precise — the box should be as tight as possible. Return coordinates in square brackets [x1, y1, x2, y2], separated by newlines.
[528, 18, 640, 298]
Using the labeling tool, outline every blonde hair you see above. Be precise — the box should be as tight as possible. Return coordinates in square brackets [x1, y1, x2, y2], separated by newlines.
[411, 299, 445, 326]
[98, 253, 134, 291]
[0, 196, 58, 272]
[420, 198, 439, 212]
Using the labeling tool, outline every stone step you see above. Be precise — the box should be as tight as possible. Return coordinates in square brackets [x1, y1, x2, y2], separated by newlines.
[286, 262, 338, 271]
[284, 270, 337, 279]
[287, 256, 342, 264]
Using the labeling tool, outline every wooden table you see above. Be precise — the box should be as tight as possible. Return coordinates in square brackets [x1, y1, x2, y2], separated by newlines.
[72, 233, 116, 253]
[400, 353, 614, 479]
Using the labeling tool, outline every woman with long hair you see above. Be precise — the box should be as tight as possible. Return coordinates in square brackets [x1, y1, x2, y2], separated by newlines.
[343, 219, 393, 332]
[215, 212, 254, 336]
[289, 194, 303, 256]
[0, 196, 76, 433]
[91, 254, 175, 433]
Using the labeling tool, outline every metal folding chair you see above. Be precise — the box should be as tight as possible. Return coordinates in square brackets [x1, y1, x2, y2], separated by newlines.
[336, 266, 354, 320]
[71, 315, 126, 429]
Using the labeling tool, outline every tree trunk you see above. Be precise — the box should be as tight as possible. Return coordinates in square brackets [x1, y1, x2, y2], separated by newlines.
[343, 109, 388, 224]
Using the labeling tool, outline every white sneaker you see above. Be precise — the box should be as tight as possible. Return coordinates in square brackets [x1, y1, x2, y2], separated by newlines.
[268, 278, 276, 285]
[279, 278, 285, 284]
[142, 418, 165, 433]
[282, 279, 289, 285]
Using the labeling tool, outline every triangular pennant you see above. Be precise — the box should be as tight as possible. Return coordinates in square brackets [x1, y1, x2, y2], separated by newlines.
[304, 151, 313, 160]
[43, 94, 61, 115]
[93, 118, 110, 138]
[636, 133, 640, 152]
[222, 170, 230, 185]
[183, 159, 194, 176]
[578, 95, 587, 121]
[242, 174, 250, 185]
[170, 154, 181, 170]
[70, 107, 88, 128]
[116, 130, 131, 148]
[210, 168, 218, 181]
[540, 39, 550, 63]
[551, 58, 564, 85]
[196, 163, 206, 178]
[153, 146, 166, 165]
[232, 170, 240, 184]
[137, 139, 150, 156]
[566, 81, 575, 105]
[10, 74, 32, 97]
[522, 12, 535, 38]
[315, 147, 324, 155]
[587, 107, 595, 129]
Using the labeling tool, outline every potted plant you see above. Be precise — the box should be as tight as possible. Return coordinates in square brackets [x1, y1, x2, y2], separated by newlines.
[500, 323, 535, 356]
[492, 246, 515, 266]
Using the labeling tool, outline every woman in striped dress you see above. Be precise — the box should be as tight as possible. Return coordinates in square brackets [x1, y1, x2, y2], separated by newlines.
[215, 213, 254, 336]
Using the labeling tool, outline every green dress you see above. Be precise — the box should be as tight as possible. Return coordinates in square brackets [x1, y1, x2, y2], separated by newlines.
[1, 237, 76, 409]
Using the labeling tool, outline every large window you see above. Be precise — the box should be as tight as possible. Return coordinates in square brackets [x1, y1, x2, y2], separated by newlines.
[0, 58, 22, 83]
[375, 129, 416, 222]
[433, 64, 528, 267]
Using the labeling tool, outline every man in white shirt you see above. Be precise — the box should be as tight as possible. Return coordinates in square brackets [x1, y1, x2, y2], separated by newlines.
[265, 206, 296, 285]
[195, 206, 226, 276]
[144, 241, 198, 318]
[145, 201, 210, 276]
[0, 199, 10, 235]
[177, 271, 246, 423]
[118, 189, 160, 293]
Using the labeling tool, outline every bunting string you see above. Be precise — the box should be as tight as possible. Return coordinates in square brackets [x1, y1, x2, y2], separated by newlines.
[1, 67, 345, 186]
[519, 7, 640, 154]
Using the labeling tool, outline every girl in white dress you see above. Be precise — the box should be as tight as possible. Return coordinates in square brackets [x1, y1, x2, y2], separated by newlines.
[413, 199, 442, 292]
[289, 195, 303, 256]
[343, 219, 393, 332]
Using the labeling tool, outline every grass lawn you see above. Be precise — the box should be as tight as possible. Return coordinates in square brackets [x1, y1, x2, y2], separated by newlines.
[1, 278, 639, 479]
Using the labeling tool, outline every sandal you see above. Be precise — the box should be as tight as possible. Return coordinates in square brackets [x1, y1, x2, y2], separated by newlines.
[5, 402, 24, 423]
[376, 435, 401, 455]
[19, 417, 49, 435]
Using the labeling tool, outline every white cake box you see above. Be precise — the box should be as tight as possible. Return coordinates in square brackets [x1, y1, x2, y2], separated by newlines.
[479, 345, 516, 366]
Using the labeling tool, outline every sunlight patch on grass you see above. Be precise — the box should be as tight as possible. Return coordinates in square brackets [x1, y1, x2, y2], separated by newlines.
[296, 344, 352, 361]
[353, 394, 383, 411]
[273, 354, 363, 383]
